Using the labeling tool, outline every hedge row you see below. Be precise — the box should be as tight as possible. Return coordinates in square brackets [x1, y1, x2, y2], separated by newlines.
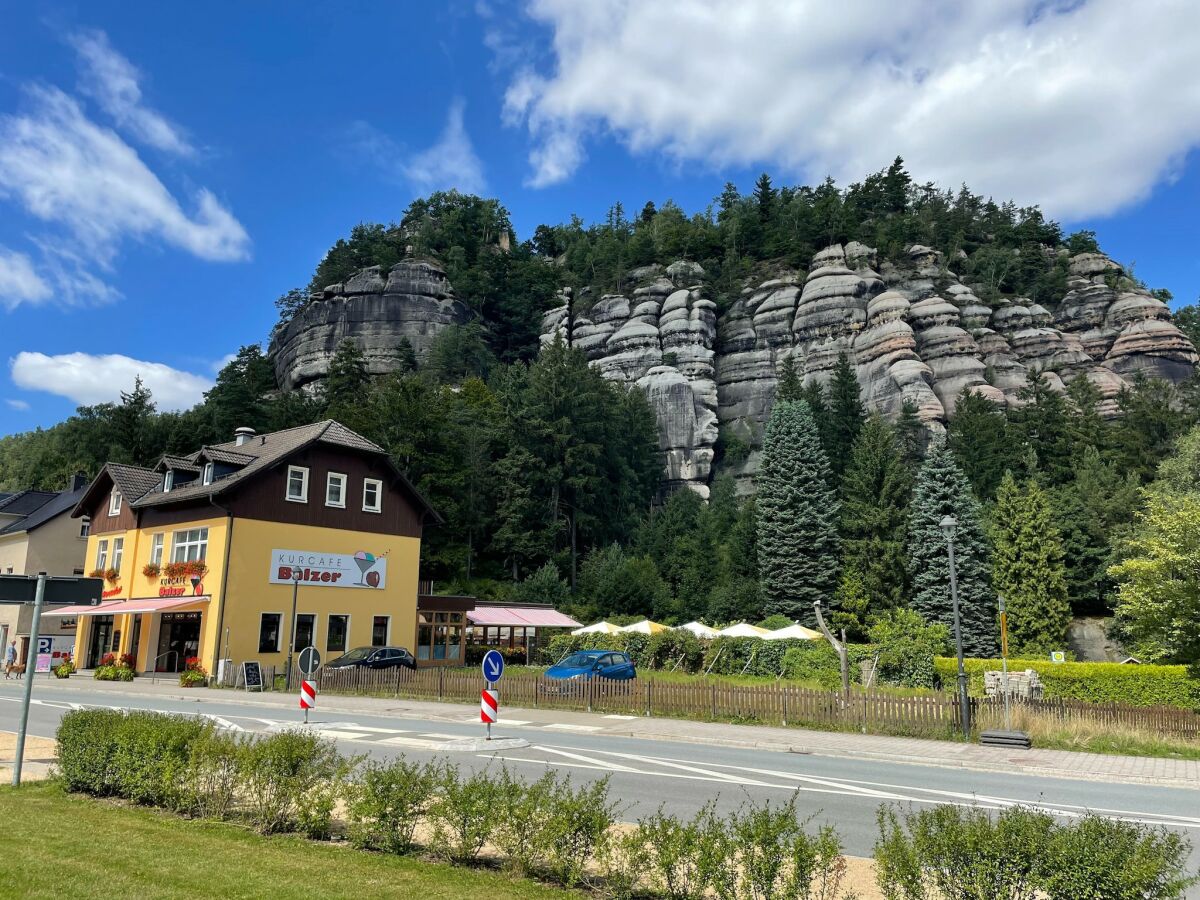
[55, 710, 1197, 899]
[935, 658, 1200, 709]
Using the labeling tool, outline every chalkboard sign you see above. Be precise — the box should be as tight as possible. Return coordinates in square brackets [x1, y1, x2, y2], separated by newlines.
[241, 661, 263, 692]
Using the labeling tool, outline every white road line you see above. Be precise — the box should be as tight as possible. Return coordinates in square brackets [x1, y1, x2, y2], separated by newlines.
[200, 715, 244, 732]
[543, 723, 603, 732]
[538, 746, 643, 772]
[381, 736, 464, 750]
[419, 732, 467, 740]
[603, 715, 638, 720]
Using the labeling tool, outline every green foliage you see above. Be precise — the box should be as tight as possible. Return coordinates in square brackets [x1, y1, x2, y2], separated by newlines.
[934, 657, 1200, 707]
[948, 389, 1019, 499]
[426, 322, 496, 383]
[991, 473, 1071, 656]
[757, 399, 841, 620]
[826, 352, 865, 480]
[347, 758, 437, 854]
[907, 442, 996, 656]
[428, 761, 504, 863]
[510, 561, 571, 606]
[725, 793, 847, 900]
[239, 729, 349, 837]
[577, 544, 671, 621]
[869, 608, 950, 689]
[540, 774, 619, 887]
[491, 767, 557, 875]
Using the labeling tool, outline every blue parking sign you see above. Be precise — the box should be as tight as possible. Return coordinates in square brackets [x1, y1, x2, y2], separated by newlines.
[481, 649, 505, 683]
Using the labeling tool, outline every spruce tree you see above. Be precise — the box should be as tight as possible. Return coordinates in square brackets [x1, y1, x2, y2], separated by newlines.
[800, 379, 833, 455]
[841, 416, 912, 610]
[948, 389, 1019, 500]
[777, 355, 803, 401]
[756, 399, 840, 620]
[991, 472, 1071, 656]
[906, 442, 996, 655]
[827, 353, 865, 481]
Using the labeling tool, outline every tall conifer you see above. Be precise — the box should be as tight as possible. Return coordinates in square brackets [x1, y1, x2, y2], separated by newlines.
[906, 442, 996, 655]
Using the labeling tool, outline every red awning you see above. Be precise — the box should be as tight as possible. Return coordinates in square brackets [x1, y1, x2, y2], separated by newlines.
[467, 606, 581, 628]
[41, 596, 211, 617]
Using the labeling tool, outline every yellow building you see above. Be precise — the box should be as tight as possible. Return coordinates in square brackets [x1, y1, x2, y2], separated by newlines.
[56, 421, 442, 680]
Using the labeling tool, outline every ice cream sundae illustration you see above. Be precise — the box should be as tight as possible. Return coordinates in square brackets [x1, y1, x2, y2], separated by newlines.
[353, 551, 379, 587]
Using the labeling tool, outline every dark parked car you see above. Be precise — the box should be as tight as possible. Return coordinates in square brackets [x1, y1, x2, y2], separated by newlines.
[545, 650, 636, 681]
[325, 646, 416, 670]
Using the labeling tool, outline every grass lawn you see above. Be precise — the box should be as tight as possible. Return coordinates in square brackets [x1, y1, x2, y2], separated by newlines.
[0, 782, 573, 900]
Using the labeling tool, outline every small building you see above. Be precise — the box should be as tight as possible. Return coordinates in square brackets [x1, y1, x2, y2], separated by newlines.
[0, 476, 90, 663]
[53, 421, 441, 676]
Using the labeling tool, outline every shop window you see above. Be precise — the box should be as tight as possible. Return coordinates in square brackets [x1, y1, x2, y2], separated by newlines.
[79, 517, 90, 538]
[372, 616, 390, 647]
[95, 539, 109, 571]
[326, 472, 346, 508]
[294, 614, 315, 652]
[286, 465, 309, 503]
[111, 537, 124, 572]
[362, 478, 382, 513]
[327, 615, 349, 653]
[109, 489, 122, 516]
[171, 528, 208, 563]
[149, 533, 164, 567]
[259, 613, 282, 652]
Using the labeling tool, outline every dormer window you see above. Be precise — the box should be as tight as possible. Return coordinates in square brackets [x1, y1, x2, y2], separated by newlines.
[164, 470, 174, 492]
[202, 462, 214, 486]
[108, 489, 122, 516]
[286, 465, 309, 503]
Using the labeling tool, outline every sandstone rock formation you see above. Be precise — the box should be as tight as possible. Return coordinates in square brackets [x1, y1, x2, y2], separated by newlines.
[269, 260, 471, 392]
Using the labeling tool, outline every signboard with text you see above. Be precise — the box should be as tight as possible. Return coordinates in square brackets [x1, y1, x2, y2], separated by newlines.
[268, 549, 387, 590]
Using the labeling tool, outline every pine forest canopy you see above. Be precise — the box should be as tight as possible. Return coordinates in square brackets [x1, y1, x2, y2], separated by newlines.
[3, 162, 1200, 669]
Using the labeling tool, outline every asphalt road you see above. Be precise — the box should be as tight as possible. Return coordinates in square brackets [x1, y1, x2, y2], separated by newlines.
[4, 680, 1198, 866]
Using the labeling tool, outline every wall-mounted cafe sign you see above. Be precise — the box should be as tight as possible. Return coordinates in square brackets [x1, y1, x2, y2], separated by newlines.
[269, 549, 387, 590]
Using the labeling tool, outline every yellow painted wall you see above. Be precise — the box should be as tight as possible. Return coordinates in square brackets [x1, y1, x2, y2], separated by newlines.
[220, 519, 421, 678]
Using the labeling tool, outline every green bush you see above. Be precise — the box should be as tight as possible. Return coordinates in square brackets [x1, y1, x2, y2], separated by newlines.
[491, 767, 556, 876]
[110, 712, 208, 809]
[541, 774, 619, 888]
[638, 802, 728, 900]
[239, 729, 348, 837]
[181, 727, 242, 820]
[870, 609, 948, 688]
[724, 794, 847, 900]
[428, 762, 504, 863]
[55, 708, 125, 795]
[542, 632, 650, 666]
[346, 757, 437, 854]
[934, 657, 1200, 708]
[874, 804, 1197, 900]
[598, 826, 654, 900]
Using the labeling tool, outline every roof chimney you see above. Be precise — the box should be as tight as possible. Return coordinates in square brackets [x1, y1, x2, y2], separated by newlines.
[234, 426, 256, 446]
[69, 472, 88, 492]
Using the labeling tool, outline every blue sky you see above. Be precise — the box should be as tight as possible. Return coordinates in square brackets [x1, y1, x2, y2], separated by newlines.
[2, 0, 1199, 434]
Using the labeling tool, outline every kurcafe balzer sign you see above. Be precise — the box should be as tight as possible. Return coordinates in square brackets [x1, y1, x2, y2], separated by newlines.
[269, 549, 387, 590]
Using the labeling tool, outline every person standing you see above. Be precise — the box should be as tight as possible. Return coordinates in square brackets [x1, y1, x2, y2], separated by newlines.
[4, 640, 17, 679]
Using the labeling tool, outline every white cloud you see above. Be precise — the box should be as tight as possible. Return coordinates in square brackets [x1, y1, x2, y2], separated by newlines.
[68, 28, 195, 157]
[0, 246, 51, 309]
[5, 399, 30, 411]
[0, 86, 249, 264]
[504, 0, 1200, 218]
[349, 99, 487, 195]
[10, 352, 213, 411]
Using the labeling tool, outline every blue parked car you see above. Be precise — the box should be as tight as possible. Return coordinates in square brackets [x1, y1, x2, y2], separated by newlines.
[546, 650, 637, 681]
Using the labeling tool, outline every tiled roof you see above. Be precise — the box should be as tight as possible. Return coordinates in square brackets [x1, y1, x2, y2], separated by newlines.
[197, 447, 256, 465]
[157, 455, 201, 474]
[0, 485, 87, 536]
[0, 490, 58, 517]
[106, 463, 162, 503]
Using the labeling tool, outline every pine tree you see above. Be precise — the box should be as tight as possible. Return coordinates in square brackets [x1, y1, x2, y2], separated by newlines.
[323, 339, 370, 414]
[1010, 372, 1073, 486]
[827, 353, 865, 481]
[799, 380, 832, 454]
[906, 442, 996, 655]
[893, 400, 924, 468]
[756, 400, 840, 620]
[948, 389, 1019, 500]
[777, 355, 803, 401]
[991, 473, 1071, 656]
[840, 416, 912, 611]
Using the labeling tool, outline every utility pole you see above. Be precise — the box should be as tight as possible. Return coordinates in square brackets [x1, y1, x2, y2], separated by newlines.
[940, 516, 971, 740]
[286, 570, 301, 691]
[12, 573, 46, 786]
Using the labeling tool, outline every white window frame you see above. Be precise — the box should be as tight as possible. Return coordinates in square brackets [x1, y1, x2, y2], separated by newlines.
[171, 527, 209, 563]
[108, 490, 122, 516]
[371, 615, 391, 647]
[286, 465, 309, 503]
[111, 537, 124, 573]
[95, 539, 109, 571]
[79, 517, 90, 538]
[362, 478, 383, 513]
[149, 533, 165, 567]
[326, 472, 347, 508]
[164, 470, 174, 492]
[202, 462, 214, 486]
[258, 612, 283, 653]
[327, 614, 350, 653]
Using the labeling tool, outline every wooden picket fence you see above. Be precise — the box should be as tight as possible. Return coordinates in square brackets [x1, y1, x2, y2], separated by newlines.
[316, 666, 1200, 741]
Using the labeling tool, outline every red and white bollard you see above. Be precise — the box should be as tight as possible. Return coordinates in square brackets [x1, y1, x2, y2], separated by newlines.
[300, 679, 317, 723]
[481, 688, 498, 740]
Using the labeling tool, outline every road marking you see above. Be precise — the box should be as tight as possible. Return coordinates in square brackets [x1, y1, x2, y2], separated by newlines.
[543, 723, 602, 732]
[538, 746, 643, 772]
[380, 736, 465, 750]
[604, 714, 638, 720]
[419, 732, 467, 740]
[200, 714, 244, 732]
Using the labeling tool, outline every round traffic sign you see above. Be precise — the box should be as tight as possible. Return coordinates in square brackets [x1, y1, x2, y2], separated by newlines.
[481, 649, 505, 683]
[298, 646, 322, 676]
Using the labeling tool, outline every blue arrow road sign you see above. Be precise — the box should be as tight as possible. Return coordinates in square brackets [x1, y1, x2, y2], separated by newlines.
[481, 649, 505, 683]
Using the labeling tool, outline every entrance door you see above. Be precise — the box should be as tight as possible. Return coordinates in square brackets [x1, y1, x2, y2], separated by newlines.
[86, 616, 114, 668]
[155, 612, 202, 672]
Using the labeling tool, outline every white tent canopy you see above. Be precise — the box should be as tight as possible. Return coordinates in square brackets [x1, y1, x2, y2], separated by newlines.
[571, 621, 621, 635]
[618, 619, 669, 635]
[675, 621, 719, 638]
[764, 623, 823, 641]
[717, 622, 771, 638]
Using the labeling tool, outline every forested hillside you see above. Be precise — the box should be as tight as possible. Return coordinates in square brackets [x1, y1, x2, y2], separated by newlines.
[3, 162, 1198, 664]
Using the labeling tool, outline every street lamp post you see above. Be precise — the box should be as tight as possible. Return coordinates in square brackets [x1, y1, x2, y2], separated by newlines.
[940, 515, 971, 740]
[286, 570, 301, 691]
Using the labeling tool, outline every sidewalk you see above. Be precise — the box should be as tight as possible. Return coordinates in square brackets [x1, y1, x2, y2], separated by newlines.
[13, 676, 1200, 789]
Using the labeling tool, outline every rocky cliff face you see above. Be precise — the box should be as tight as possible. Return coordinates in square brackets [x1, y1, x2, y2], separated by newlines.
[542, 245, 1198, 495]
[269, 259, 471, 391]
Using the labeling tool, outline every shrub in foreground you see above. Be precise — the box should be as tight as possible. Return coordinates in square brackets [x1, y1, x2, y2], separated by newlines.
[347, 757, 437, 854]
[239, 729, 350, 837]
